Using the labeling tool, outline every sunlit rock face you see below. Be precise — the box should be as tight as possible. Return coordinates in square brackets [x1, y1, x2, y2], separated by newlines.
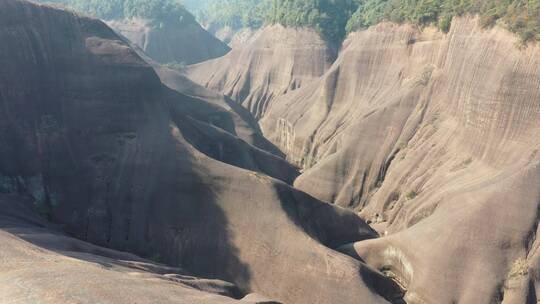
[260, 17, 540, 303]
[185, 24, 336, 119]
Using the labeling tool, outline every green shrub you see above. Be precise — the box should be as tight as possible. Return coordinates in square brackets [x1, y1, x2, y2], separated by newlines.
[405, 190, 418, 200]
[346, 0, 387, 31]
[508, 258, 529, 279]
[438, 14, 452, 32]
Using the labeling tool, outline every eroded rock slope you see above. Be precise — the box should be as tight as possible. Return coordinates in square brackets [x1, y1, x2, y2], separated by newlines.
[0, 194, 251, 304]
[185, 25, 336, 119]
[260, 17, 540, 303]
[0, 1, 397, 303]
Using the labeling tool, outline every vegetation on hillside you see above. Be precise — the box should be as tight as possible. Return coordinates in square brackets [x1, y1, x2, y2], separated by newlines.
[200, 0, 361, 42]
[346, 0, 540, 42]
[198, 0, 266, 29]
[265, 0, 361, 42]
[201, 0, 539, 43]
[39, 0, 539, 43]
[36, 0, 195, 23]
[507, 258, 529, 279]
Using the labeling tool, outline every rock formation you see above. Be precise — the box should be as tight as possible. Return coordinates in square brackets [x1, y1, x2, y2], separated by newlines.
[107, 17, 230, 65]
[0, 194, 251, 303]
[4, 0, 540, 303]
[0, 1, 400, 303]
[185, 24, 336, 119]
[259, 17, 540, 303]
[31, 0, 231, 65]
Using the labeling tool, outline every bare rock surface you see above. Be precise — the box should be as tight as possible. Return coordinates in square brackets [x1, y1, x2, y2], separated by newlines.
[155, 65, 291, 158]
[260, 17, 540, 303]
[185, 24, 336, 119]
[226, 28, 259, 49]
[5, 1, 539, 303]
[0, 194, 247, 303]
[0, 1, 394, 304]
[109, 33, 287, 160]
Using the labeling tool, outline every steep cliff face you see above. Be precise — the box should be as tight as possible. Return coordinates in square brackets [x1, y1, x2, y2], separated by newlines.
[107, 17, 230, 65]
[261, 17, 540, 303]
[185, 24, 336, 119]
[0, 1, 395, 303]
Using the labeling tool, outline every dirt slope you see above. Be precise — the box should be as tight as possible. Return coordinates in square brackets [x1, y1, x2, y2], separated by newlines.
[185, 24, 336, 119]
[0, 1, 397, 303]
[260, 17, 540, 303]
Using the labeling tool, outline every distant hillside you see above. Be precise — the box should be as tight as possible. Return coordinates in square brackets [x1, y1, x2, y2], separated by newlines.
[200, 0, 359, 43]
[199, 0, 265, 29]
[265, 0, 359, 42]
[35, 0, 195, 22]
[41, 0, 538, 44]
[347, 0, 540, 42]
[34, 0, 231, 64]
[199, 0, 538, 43]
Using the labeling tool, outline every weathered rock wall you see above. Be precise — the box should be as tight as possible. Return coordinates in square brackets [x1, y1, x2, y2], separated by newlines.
[185, 24, 336, 119]
[261, 17, 540, 303]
